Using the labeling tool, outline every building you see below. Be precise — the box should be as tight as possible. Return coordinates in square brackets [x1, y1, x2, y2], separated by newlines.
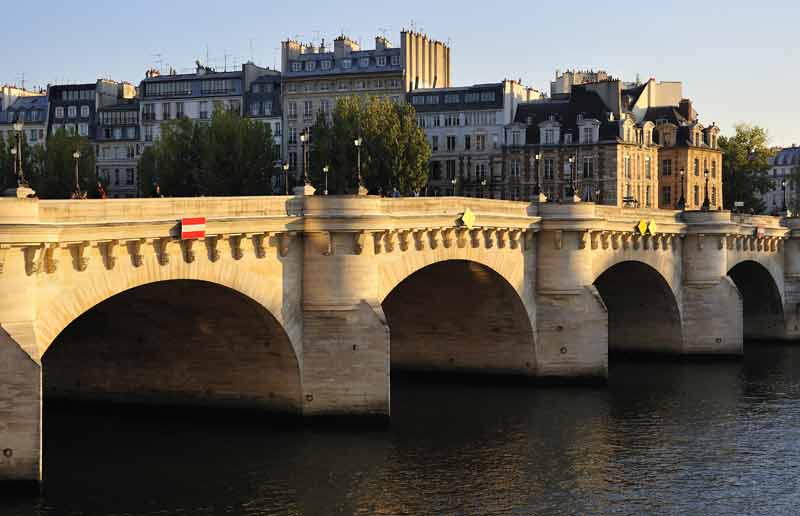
[95, 99, 140, 197]
[243, 67, 282, 155]
[281, 31, 451, 176]
[550, 69, 612, 96]
[0, 94, 48, 147]
[47, 80, 135, 139]
[409, 80, 543, 196]
[0, 85, 41, 111]
[764, 146, 800, 214]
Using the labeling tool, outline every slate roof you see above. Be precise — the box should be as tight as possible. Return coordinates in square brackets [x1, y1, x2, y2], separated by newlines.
[8, 96, 48, 111]
[643, 106, 688, 125]
[772, 147, 800, 166]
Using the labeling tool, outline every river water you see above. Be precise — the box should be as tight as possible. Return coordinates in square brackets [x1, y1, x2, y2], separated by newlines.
[4, 342, 800, 516]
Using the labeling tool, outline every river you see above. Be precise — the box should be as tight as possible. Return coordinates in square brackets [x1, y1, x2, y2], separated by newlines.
[3, 342, 800, 515]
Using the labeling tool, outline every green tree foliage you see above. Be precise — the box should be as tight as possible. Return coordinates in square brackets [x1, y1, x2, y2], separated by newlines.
[721, 124, 774, 213]
[18, 129, 96, 199]
[137, 108, 277, 197]
[308, 96, 430, 195]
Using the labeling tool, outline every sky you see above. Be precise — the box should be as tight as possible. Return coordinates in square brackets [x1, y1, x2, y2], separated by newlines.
[3, 0, 798, 147]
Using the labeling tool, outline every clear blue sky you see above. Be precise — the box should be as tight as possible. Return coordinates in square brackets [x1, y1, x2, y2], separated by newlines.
[4, 0, 798, 146]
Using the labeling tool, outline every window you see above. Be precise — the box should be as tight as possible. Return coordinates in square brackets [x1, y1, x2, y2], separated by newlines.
[288, 102, 297, 118]
[662, 159, 672, 176]
[476, 163, 487, 181]
[55, 107, 64, 119]
[143, 81, 191, 97]
[274, 122, 281, 136]
[662, 186, 672, 206]
[693, 185, 700, 205]
[432, 136, 439, 151]
[304, 101, 313, 117]
[624, 156, 631, 179]
[292, 62, 302, 72]
[694, 158, 699, 176]
[338, 81, 349, 90]
[359, 57, 370, 67]
[511, 160, 520, 177]
[78, 123, 88, 136]
[390, 55, 400, 66]
[712, 187, 717, 206]
[645, 157, 651, 179]
[476, 134, 486, 151]
[252, 84, 261, 93]
[199, 101, 209, 119]
[426, 96, 440, 105]
[114, 169, 120, 185]
[289, 152, 297, 170]
[67, 106, 77, 118]
[412, 96, 425, 106]
[430, 161, 442, 180]
[376, 56, 386, 67]
[113, 127, 122, 139]
[512, 131, 521, 146]
[446, 160, 456, 180]
[321, 60, 331, 70]
[342, 59, 352, 69]
[581, 127, 593, 144]
[288, 126, 297, 144]
[144, 125, 153, 141]
[646, 186, 651, 207]
[465, 135, 471, 151]
[176, 102, 184, 118]
[126, 169, 134, 185]
[544, 158, 554, 179]
[80, 105, 90, 118]
[446, 135, 456, 151]
[711, 160, 717, 178]
[200, 79, 237, 94]
[320, 99, 330, 114]
[480, 91, 496, 102]
[543, 128, 556, 145]
[29, 130, 37, 142]
[583, 157, 593, 178]
[464, 92, 480, 103]
[305, 60, 316, 71]
[564, 133, 572, 145]
[251, 102, 260, 116]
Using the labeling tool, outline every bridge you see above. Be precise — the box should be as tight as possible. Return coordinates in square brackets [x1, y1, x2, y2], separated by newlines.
[1, 194, 799, 482]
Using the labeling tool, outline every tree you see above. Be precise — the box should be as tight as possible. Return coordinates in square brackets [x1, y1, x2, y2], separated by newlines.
[721, 124, 774, 213]
[137, 108, 277, 197]
[26, 129, 96, 199]
[309, 96, 430, 195]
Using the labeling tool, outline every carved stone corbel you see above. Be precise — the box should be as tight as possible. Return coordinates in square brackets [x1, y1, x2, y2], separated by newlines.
[354, 231, 367, 255]
[372, 231, 385, 254]
[153, 238, 170, 266]
[205, 236, 221, 262]
[43, 243, 59, 274]
[771, 238, 778, 253]
[726, 235, 734, 250]
[318, 232, 333, 256]
[398, 230, 410, 251]
[0, 244, 9, 274]
[749, 237, 756, 252]
[718, 235, 725, 251]
[427, 228, 441, 250]
[251, 232, 269, 259]
[481, 228, 495, 249]
[621, 233, 630, 250]
[554, 230, 563, 250]
[590, 231, 599, 250]
[24, 244, 45, 275]
[442, 228, 455, 249]
[578, 230, 588, 250]
[384, 230, 397, 253]
[100, 240, 118, 269]
[611, 232, 621, 250]
[600, 231, 610, 250]
[508, 230, 521, 249]
[496, 229, 507, 249]
[126, 239, 144, 267]
[413, 229, 426, 251]
[456, 228, 469, 249]
[279, 232, 292, 258]
[632, 234, 641, 250]
[181, 239, 196, 263]
[227, 234, 244, 260]
[756, 238, 764, 252]
[469, 228, 481, 248]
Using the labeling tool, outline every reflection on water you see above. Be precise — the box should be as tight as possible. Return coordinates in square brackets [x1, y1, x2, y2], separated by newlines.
[4, 342, 800, 515]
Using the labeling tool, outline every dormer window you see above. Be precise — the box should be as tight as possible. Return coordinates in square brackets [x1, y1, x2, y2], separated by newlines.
[342, 59, 352, 69]
[306, 61, 316, 71]
[391, 55, 400, 66]
[564, 133, 573, 145]
[377, 56, 387, 67]
[292, 62, 302, 72]
[581, 126, 594, 144]
[321, 60, 332, 70]
[359, 57, 370, 67]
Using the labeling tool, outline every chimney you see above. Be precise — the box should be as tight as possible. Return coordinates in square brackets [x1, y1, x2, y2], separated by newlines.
[678, 98, 694, 121]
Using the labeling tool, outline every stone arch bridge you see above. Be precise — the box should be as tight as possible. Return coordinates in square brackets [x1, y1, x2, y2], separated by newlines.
[1, 195, 798, 482]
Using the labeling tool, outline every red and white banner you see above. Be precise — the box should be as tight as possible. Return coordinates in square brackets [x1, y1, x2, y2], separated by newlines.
[181, 217, 206, 240]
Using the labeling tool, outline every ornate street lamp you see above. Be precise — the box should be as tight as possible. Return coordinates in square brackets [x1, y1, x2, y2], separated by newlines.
[354, 136, 366, 195]
[702, 169, 710, 211]
[13, 120, 26, 186]
[299, 129, 310, 186]
[782, 179, 787, 212]
[677, 167, 686, 210]
[73, 149, 82, 198]
[10, 147, 17, 182]
[282, 161, 290, 194]
[450, 177, 457, 196]
[533, 152, 542, 195]
[323, 165, 330, 195]
[481, 179, 487, 198]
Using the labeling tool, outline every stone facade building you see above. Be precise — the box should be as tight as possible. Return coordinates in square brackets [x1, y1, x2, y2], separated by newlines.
[243, 67, 282, 156]
[0, 94, 48, 148]
[47, 80, 135, 140]
[95, 99, 140, 197]
[763, 146, 800, 215]
[281, 31, 450, 177]
[409, 80, 543, 197]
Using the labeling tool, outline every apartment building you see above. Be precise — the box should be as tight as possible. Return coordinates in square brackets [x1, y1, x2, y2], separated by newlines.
[95, 99, 140, 197]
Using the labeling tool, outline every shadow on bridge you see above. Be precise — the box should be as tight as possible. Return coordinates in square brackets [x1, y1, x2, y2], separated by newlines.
[381, 260, 536, 378]
[727, 261, 785, 340]
[42, 280, 302, 413]
[593, 261, 683, 354]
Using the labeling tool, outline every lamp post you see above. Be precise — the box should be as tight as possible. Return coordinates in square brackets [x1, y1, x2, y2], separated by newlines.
[354, 136, 365, 194]
[533, 152, 542, 195]
[677, 167, 686, 210]
[13, 120, 25, 186]
[567, 156, 575, 197]
[282, 161, 289, 195]
[481, 179, 487, 198]
[702, 169, 710, 211]
[299, 129, 310, 185]
[10, 147, 17, 182]
[73, 149, 82, 198]
[782, 179, 787, 213]
[450, 177, 457, 196]
[323, 165, 329, 195]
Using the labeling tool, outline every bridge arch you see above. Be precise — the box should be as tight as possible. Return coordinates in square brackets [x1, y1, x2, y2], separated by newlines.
[593, 260, 684, 353]
[727, 260, 786, 340]
[42, 278, 302, 413]
[381, 258, 536, 376]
